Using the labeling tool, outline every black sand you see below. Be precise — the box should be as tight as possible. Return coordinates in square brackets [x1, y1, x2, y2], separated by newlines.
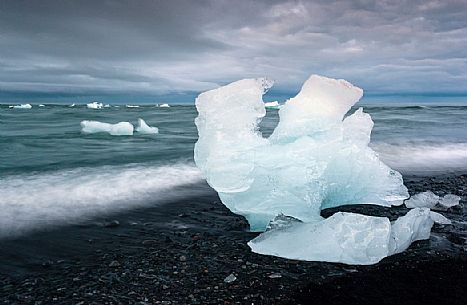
[1, 175, 466, 304]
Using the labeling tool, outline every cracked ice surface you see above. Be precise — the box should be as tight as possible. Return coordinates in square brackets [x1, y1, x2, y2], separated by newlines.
[194, 74, 447, 264]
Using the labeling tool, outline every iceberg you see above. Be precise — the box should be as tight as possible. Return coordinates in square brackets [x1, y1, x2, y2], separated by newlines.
[264, 101, 280, 109]
[135, 118, 159, 134]
[194, 74, 448, 265]
[87, 102, 103, 109]
[10, 104, 32, 109]
[80, 120, 134, 136]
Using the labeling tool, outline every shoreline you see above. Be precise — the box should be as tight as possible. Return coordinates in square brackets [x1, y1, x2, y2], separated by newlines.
[1, 174, 466, 304]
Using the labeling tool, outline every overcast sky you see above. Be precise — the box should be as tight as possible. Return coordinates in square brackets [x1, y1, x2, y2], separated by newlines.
[1, 0, 466, 102]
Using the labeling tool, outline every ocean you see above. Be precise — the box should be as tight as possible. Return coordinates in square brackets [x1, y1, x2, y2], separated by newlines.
[0, 102, 466, 237]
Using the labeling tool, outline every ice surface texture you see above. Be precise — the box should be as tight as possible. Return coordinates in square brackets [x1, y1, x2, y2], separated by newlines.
[194, 74, 449, 265]
[195, 75, 408, 231]
[249, 208, 449, 265]
[405, 191, 461, 209]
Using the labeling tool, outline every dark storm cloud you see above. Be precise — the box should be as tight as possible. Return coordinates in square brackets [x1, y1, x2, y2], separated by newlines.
[0, 0, 466, 98]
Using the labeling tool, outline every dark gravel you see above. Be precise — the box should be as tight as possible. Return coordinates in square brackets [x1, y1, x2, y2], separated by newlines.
[1, 174, 466, 304]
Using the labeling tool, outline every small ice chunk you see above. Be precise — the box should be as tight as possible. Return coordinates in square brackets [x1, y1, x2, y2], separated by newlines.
[104, 104, 111, 108]
[87, 102, 103, 109]
[405, 191, 439, 208]
[80, 120, 134, 136]
[39, 104, 45, 107]
[389, 208, 450, 255]
[135, 118, 159, 135]
[405, 191, 461, 209]
[159, 103, 170, 108]
[249, 212, 391, 265]
[10, 104, 32, 109]
[249, 208, 449, 265]
[126, 105, 139, 108]
[69, 103, 76, 107]
[438, 194, 461, 208]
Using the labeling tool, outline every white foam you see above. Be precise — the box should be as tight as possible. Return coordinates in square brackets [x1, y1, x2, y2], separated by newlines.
[136, 118, 159, 135]
[80, 120, 134, 136]
[9, 104, 32, 109]
[372, 142, 467, 174]
[0, 163, 203, 237]
[87, 102, 103, 109]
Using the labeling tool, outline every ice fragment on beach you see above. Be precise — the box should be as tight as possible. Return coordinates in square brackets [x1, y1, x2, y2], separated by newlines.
[224, 274, 237, 283]
[80, 120, 134, 136]
[194, 75, 408, 231]
[136, 118, 159, 135]
[249, 208, 449, 265]
[405, 191, 461, 209]
[405, 191, 439, 208]
[438, 194, 461, 208]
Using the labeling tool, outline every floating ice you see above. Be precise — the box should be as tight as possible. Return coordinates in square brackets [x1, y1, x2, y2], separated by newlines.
[104, 104, 111, 108]
[405, 191, 461, 209]
[69, 103, 76, 107]
[136, 118, 159, 134]
[159, 103, 170, 108]
[126, 105, 140, 108]
[81, 120, 134, 136]
[9, 104, 32, 109]
[194, 74, 449, 265]
[264, 101, 280, 109]
[87, 102, 103, 109]
[39, 104, 45, 107]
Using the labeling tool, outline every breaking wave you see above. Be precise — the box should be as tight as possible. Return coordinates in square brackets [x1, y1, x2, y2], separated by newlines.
[0, 163, 203, 237]
[372, 142, 467, 174]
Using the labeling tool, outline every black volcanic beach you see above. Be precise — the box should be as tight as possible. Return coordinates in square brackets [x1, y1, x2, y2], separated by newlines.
[1, 174, 466, 305]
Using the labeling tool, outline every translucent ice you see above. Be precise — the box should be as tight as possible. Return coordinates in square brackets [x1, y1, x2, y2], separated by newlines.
[192, 74, 452, 265]
[405, 191, 439, 208]
[195, 75, 408, 231]
[405, 191, 461, 209]
[87, 102, 103, 109]
[81, 120, 134, 136]
[249, 208, 449, 265]
[136, 118, 159, 135]
[438, 194, 461, 208]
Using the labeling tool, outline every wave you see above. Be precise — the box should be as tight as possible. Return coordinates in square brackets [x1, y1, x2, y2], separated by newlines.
[372, 142, 467, 174]
[0, 163, 203, 238]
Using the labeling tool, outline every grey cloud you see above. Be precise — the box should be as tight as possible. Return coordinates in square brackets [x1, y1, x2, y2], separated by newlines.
[0, 0, 466, 99]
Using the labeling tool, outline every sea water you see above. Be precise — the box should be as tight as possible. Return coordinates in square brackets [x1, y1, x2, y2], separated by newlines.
[0, 102, 466, 236]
